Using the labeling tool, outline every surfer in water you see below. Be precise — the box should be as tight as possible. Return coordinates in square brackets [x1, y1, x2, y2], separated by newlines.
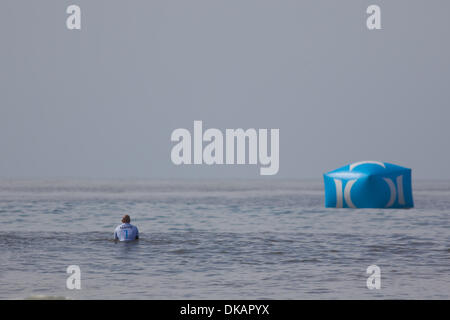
[114, 215, 139, 241]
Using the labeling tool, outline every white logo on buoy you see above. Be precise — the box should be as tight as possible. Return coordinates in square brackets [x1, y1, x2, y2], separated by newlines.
[333, 162, 405, 208]
[382, 176, 406, 207]
[333, 178, 357, 208]
[349, 161, 385, 171]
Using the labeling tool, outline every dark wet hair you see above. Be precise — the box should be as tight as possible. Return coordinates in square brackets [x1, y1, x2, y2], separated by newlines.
[122, 215, 131, 223]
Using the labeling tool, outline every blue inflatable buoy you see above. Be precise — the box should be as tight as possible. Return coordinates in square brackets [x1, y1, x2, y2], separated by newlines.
[323, 161, 414, 208]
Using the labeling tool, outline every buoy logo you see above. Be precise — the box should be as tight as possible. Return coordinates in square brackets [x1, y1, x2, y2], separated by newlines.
[333, 178, 357, 208]
[333, 174, 406, 208]
[324, 161, 413, 209]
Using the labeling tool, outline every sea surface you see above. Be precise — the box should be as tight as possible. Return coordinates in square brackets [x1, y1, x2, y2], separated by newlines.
[0, 179, 448, 299]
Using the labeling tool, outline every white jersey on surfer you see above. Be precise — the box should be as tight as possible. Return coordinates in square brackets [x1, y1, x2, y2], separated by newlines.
[114, 215, 139, 241]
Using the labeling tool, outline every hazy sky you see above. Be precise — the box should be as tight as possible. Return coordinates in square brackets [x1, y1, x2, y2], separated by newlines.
[1, 0, 449, 179]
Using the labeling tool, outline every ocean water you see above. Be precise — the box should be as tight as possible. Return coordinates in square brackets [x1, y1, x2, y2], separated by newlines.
[0, 179, 448, 300]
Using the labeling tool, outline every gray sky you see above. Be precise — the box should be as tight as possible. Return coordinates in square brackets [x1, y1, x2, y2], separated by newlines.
[1, 0, 449, 179]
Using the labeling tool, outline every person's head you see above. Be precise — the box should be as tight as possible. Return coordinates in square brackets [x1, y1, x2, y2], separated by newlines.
[122, 215, 131, 224]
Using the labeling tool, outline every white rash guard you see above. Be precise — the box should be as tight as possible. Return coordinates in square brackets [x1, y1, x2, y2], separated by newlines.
[114, 223, 139, 241]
